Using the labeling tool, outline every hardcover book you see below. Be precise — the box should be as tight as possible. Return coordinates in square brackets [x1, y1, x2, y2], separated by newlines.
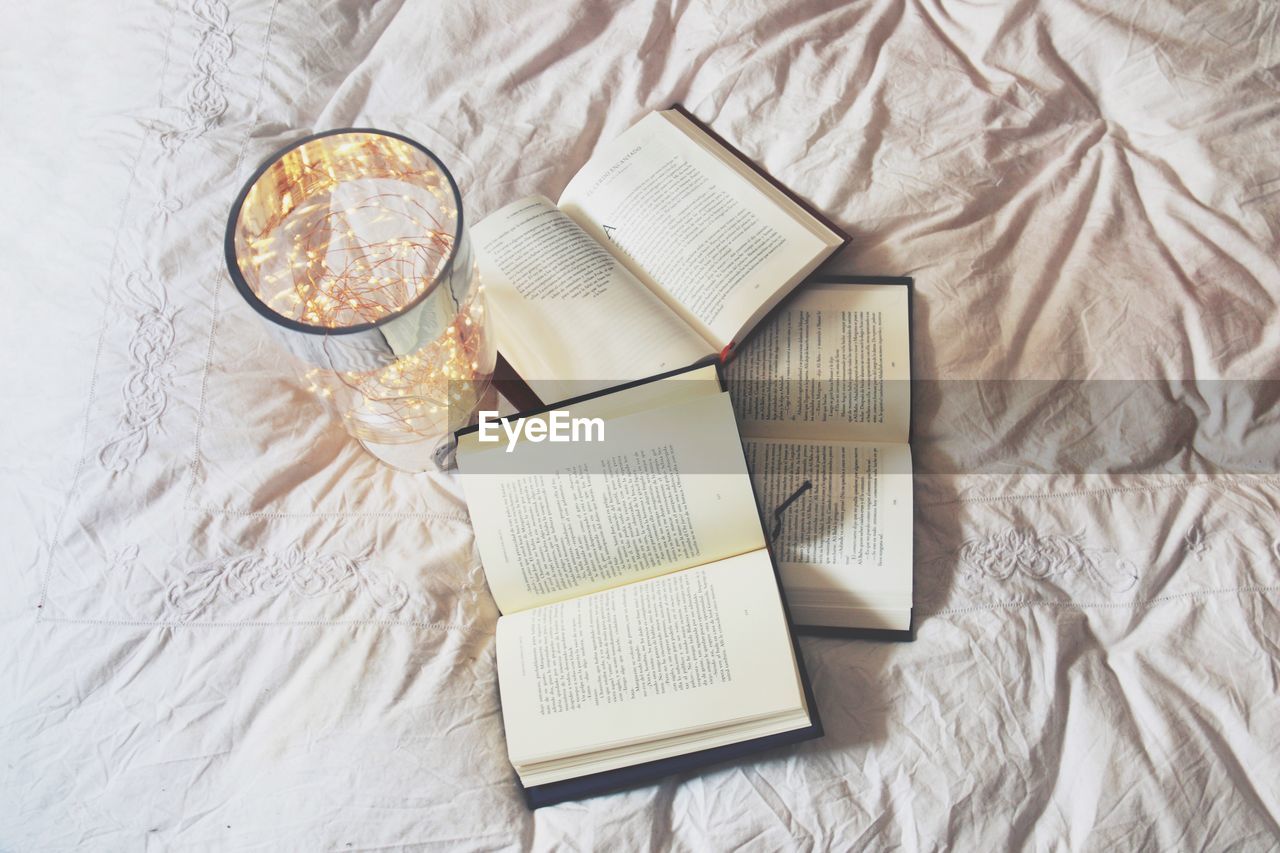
[470, 105, 849, 404]
[455, 362, 823, 808]
[726, 276, 916, 638]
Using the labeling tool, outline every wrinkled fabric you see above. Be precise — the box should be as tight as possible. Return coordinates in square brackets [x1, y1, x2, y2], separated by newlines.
[2, 0, 1278, 849]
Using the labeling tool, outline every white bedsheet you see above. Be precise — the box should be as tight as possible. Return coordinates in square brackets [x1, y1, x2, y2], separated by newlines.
[3, 0, 1278, 848]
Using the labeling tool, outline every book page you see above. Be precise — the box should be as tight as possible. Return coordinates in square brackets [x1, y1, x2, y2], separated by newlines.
[727, 284, 911, 444]
[558, 112, 836, 349]
[471, 195, 714, 403]
[456, 391, 765, 614]
[743, 437, 913, 629]
[495, 548, 807, 783]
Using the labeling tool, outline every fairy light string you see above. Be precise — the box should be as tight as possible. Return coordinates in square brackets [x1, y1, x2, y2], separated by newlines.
[234, 133, 490, 439]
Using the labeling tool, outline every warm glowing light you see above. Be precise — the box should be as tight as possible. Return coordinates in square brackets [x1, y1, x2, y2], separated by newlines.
[232, 132, 491, 441]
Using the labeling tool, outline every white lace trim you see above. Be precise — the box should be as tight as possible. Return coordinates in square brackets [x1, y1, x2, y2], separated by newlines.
[955, 530, 1139, 593]
[166, 547, 412, 620]
[159, 0, 234, 152]
[98, 270, 178, 473]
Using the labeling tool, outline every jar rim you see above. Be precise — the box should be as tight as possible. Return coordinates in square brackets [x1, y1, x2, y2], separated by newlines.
[223, 127, 466, 337]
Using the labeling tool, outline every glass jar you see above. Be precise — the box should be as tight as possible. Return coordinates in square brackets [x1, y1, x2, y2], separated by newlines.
[225, 128, 495, 471]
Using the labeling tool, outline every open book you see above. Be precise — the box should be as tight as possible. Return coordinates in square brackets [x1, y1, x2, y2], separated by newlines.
[455, 363, 821, 807]
[471, 106, 848, 404]
[726, 276, 915, 638]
